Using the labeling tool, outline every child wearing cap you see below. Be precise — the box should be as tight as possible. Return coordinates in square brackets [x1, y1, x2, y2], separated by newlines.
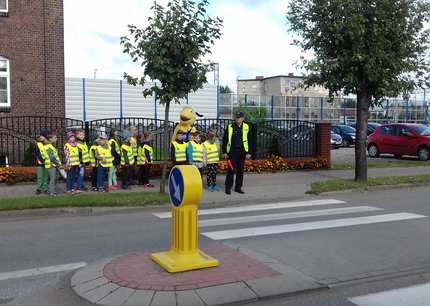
[64, 131, 80, 194]
[89, 138, 100, 191]
[203, 130, 220, 191]
[121, 137, 135, 189]
[137, 132, 155, 188]
[187, 130, 204, 177]
[171, 130, 188, 165]
[45, 133, 62, 196]
[35, 135, 50, 195]
[75, 129, 89, 192]
[96, 135, 113, 192]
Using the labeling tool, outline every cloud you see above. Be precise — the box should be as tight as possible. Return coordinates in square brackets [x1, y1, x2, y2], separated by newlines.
[64, 0, 302, 85]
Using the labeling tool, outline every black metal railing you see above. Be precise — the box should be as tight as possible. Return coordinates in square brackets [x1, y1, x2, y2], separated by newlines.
[0, 117, 317, 165]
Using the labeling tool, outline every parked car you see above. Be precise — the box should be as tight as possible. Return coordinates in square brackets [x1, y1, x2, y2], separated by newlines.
[367, 124, 430, 160]
[349, 122, 381, 136]
[331, 124, 356, 147]
[331, 132, 342, 149]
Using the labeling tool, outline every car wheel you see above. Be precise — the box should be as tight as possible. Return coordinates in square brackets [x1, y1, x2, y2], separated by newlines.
[342, 140, 349, 147]
[368, 144, 379, 158]
[418, 147, 430, 161]
[394, 154, 402, 159]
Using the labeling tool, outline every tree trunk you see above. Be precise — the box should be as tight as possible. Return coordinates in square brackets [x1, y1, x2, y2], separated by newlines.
[160, 100, 170, 194]
[355, 88, 370, 182]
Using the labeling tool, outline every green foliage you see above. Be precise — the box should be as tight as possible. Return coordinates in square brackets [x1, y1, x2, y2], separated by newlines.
[22, 143, 36, 167]
[233, 106, 268, 123]
[287, 0, 430, 103]
[220, 85, 232, 93]
[120, 0, 223, 104]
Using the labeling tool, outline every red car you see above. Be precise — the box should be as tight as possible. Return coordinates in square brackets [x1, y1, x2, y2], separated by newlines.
[367, 124, 430, 160]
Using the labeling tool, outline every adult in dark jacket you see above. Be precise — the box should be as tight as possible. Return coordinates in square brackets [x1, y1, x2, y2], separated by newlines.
[222, 112, 252, 195]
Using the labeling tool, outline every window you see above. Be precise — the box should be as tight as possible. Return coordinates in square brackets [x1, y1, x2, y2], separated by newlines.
[0, 57, 10, 108]
[413, 126, 430, 136]
[0, 0, 8, 14]
[381, 126, 397, 136]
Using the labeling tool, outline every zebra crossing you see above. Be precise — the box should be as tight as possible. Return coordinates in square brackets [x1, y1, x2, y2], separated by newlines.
[153, 199, 428, 240]
[349, 282, 430, 305]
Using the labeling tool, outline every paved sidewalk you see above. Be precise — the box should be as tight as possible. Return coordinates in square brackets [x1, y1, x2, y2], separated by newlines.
[70, 243, 324, 306]
[1, 167, 430, 204]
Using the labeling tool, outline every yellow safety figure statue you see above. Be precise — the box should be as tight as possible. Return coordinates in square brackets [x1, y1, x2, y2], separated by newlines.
[151, 165, 220, 273]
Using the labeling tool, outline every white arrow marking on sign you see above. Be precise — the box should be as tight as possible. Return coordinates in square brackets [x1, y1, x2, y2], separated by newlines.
[171, 173, 181, 202]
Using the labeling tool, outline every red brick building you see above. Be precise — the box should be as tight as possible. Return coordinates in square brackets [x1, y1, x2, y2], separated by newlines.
[0, 0, 65, 116]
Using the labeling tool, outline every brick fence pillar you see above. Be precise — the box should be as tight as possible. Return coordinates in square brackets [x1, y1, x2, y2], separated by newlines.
[315, 121, 331, 168]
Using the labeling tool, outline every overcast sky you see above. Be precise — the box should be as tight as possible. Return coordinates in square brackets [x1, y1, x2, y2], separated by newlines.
[64, 0, 301, 87]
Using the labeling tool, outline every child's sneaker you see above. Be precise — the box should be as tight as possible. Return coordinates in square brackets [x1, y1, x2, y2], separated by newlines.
[208, 185, 214, 192]
[213, 185, 220, 191]
[145, 184, 155, 188]
[66, 190, 74, 195]
[98, 188, 106, 193]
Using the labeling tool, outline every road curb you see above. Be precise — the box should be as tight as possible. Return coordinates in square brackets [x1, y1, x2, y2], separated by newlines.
[312, 182, 430, 196]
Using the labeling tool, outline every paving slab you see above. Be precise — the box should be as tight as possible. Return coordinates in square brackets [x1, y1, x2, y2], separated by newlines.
[97, 287, 135, 306]
[74, 277, 110, 295]
[151, 291, 177, 306]
[176, 290, 206, 306]
[71, 268, 103, 287]
[79, 283, 119, 304]
[196, 282, 258, 306]
[123, 290, 154, 306]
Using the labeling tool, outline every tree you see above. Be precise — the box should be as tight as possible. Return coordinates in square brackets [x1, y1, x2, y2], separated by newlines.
[220, 85, 232, 94]
[287, 0, 430, 181]
[121, 0, 222, 193]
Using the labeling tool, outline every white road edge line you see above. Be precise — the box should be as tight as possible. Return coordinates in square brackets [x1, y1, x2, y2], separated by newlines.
[202, 213, 427, 240]
[199, 206, 384, 227]
[349, 282, 430, 306]
[0, 262, 87, 281]
[153, 199, 346, 219]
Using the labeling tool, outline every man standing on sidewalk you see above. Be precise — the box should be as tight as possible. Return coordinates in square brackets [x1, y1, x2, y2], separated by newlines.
[222, 112, 252, 195]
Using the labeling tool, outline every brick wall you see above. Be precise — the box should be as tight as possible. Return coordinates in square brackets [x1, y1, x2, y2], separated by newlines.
[0, 0, 65, 117]
[315, 121, 331, 167]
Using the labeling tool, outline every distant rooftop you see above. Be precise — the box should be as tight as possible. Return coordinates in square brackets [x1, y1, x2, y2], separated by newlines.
[238, 74, 304, 82]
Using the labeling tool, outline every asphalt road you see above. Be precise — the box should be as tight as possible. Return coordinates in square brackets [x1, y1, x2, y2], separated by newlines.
[2, 187, 430, 305]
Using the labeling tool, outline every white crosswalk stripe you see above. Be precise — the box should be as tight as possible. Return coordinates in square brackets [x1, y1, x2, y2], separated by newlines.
[349, 282, 430, 306]
[199, 206, 383, 227]
[153, 199, 428, 240]
[153, 199, 346, 218]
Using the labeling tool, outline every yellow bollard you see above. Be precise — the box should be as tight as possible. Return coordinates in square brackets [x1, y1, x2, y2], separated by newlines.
[151, 165, 220, 273]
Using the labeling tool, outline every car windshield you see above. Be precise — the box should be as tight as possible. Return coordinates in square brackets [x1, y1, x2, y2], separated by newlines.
[340, 125, 356, 133]
[413, 126, 430, 136]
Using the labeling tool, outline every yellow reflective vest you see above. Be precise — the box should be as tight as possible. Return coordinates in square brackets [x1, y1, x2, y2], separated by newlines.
[226, 123, 249, 153]
[89, 145, 98, 167]
[121, 144, 135, 166]
[97, 145, 113, 168]
[204, 141, 219, 163]
[44, 143, 61, 169]
[172, 141, 187, 162]
[64, 143, 80, 166]
[189, 141, 203, 162]
[130, 136, 138, 157]
[77, 142, 90, 164]
[36, 142, 50, 168]
[137, 144, 155, 165]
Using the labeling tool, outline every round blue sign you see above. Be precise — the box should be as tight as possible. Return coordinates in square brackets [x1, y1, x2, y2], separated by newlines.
[169, 168, 185, 207]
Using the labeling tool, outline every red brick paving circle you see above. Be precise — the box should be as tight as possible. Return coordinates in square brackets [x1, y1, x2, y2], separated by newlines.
[103, 244, 280, 291]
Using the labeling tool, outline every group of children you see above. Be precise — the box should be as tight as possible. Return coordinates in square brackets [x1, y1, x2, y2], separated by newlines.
[35, 129, 155, 196]
[171, 129, 220, 191]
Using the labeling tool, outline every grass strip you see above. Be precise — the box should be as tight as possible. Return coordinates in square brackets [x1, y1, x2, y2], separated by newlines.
[332, 160, 430, 170]
[0, 192, 170, 211]
[307, 174, 430, 195]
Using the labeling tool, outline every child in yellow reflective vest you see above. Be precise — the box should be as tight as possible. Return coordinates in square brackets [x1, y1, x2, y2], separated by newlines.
[137, 132, 155, 188]
[170, 130, 188, 165]
[45, 133, 62, 196]
[187, 130, 204, 177]
[35, 135, 50, 195]
[89, 139, 99, 191]
[75, 129, 90, 192]
[64, 131, 80, 194]
[203, 130, 220, 192]
[121, 137, 135, 190]
[95, 135, 113, 192]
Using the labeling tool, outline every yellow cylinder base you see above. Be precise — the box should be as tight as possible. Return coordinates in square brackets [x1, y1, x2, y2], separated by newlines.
[151, 250, 219, 273]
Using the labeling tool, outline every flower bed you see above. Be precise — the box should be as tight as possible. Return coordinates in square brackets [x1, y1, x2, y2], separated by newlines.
[1, 156, 328, 185]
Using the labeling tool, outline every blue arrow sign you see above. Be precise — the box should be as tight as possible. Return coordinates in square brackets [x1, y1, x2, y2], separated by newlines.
[169, 168, 185, 207]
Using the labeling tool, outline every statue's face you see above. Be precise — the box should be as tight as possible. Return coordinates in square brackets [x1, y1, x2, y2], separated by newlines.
[180, 107, 196, 126]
